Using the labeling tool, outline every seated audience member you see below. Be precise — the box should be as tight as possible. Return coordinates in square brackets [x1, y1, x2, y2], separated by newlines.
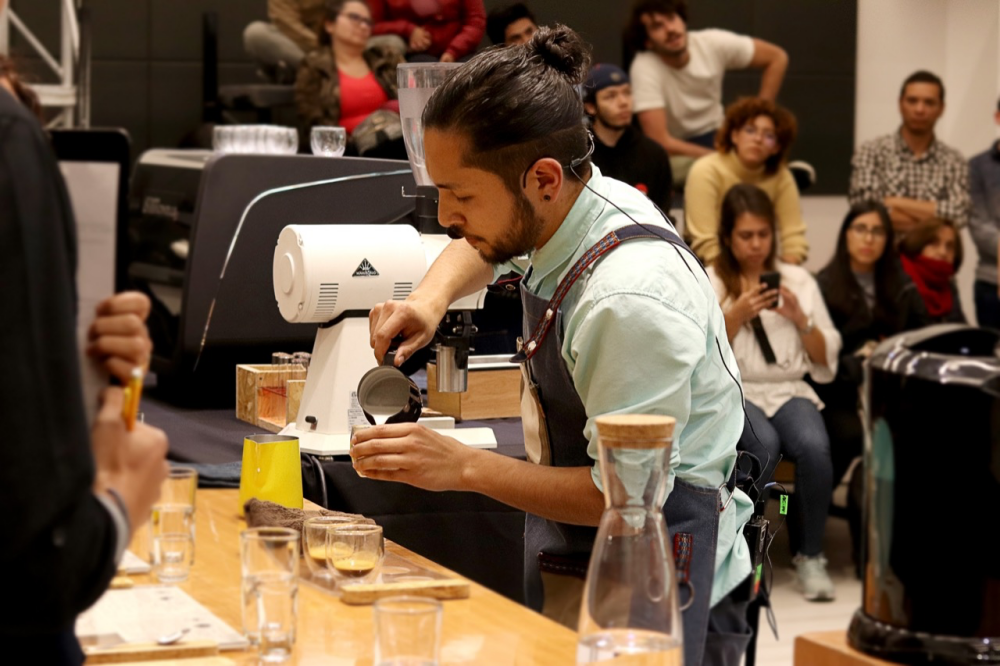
[968, 98, 1000, 328]
[295, 0, 403, 143]
[624, 0, 788, 186]
[369, 0, 486, 62]
[708, 184, 840, 601]
[584, 64, 673, 212]
[685, 97, 807, 265]
[849, 71, 970, 234]
[485, 2, 537, 46]
[1, 64, 169, 662]
[899, 218, 966, 324]
[813, 202, 930, 568]
[245, 0, 327, 83]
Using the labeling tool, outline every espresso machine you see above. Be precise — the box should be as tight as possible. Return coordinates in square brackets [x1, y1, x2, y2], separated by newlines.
[274, 63, 501, 455]
[849, 324, 1000, 664]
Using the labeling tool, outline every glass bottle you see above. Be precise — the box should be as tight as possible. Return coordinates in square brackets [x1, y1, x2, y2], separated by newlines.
[577, 414, 683, 665]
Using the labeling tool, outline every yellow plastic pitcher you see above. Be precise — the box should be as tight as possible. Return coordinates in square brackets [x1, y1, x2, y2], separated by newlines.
[239, 434, 303, 516]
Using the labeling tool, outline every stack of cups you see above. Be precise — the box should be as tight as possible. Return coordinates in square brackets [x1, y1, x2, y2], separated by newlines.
[213, 125, 299, 155]
[149, 467, 198, 583]
[241, 527, 299, 663]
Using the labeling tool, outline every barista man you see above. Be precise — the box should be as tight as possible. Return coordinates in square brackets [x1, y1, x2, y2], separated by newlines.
[353, 26, 753, 666]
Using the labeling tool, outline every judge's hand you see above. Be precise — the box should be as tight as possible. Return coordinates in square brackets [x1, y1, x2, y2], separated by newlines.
[369, 293, 446, 366]
[440, 52, 456, 63]
[728, 282, 777, 327]
[87, 292, 153, 383]
[409, 26, 432, 52]
[351, 423, 473, 491]
[91, 388, 169, 530]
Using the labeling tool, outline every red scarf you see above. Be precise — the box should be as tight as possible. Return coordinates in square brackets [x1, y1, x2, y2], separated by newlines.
[901, 254, 954, 317]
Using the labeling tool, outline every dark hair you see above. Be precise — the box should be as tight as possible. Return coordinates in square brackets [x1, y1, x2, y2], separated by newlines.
[900, 70, 945, 103]
[486, 3, 537, 45]
[424, 25, 592, 196]
[320, 0, 367, 46]
[819, 202, 904, 330]
[899, 217, 963, 271]
[716, 97, 797, 175]
[623, 0, 688, 67]
[0, 56, 44, 122]
[714, 184, 777, 299]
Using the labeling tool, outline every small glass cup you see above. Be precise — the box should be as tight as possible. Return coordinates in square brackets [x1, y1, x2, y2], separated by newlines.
[163, 467, 198, 506]
[212, 125, 234, 153]
[150, 503, 194, 583]
[327, 524, 383, 585]
[241, 527, 299, 662]
[268, 126, 298, 155]
[302, 516, 364, 581]
[373, 596, 443, 666]
[311, 126, 347, 157]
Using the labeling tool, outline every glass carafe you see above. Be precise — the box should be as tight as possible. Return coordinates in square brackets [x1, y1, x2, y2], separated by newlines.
[577, 415, 683, 665]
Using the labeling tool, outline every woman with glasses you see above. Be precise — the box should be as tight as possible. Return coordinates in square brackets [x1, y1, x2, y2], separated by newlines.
[708, 184, 841, 601]
[685, 97, 808, 266]
[899, 217, 967, 324]
[813, 201, 930, 573]
[295, 0, 403, 147]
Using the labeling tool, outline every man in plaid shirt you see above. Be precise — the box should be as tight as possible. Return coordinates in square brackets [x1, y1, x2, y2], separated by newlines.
[850, 70, 969, 233]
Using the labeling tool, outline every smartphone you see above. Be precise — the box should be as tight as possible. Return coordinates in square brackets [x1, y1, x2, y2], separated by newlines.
[760, 271, 781, 309]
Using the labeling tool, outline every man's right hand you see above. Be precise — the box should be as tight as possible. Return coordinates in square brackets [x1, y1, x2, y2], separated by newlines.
[92, 388, 169, 531]
[369, 293, 446, 366]
[409, 26, 432, 52]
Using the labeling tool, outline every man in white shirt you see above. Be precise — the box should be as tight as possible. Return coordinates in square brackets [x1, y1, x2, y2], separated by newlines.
[624, 0, 788, 185]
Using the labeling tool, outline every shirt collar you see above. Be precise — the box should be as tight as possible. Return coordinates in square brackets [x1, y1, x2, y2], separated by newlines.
[895, 127, 939, 161]
[528, 165, 610, 284]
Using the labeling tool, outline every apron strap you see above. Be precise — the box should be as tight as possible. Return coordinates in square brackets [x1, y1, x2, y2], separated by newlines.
[511, 224, 700, 362]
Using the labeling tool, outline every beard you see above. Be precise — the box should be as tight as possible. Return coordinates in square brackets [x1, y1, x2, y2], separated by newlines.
[595, 107, 632, 132]
[446, 191, 544, 265]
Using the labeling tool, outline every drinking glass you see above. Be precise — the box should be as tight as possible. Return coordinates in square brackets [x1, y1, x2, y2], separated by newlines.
[150, 503, 194, 583]
[311, 126, 347, 157]
[161, 467, 197, 563]
[270, 126, 298, 155]
[212, 125, 234, 153]
[373, 596, 443, 666]
[302, 516, 364, 582]
[241, 527, 299, 662]
[326, 524, 383, 585]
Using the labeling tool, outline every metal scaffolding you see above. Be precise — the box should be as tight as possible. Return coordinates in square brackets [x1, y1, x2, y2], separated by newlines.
[0, 0, 90, 128]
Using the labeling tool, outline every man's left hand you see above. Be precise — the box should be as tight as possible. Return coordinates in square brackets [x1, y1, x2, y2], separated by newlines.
[351, 423, 474, 491]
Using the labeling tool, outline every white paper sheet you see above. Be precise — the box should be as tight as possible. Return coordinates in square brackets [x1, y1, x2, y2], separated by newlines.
[75, 585, 249, 651]
[60, 161, 120, 425]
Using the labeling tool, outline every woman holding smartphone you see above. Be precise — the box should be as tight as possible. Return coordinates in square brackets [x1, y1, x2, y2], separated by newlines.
[708, 184, 842, 601]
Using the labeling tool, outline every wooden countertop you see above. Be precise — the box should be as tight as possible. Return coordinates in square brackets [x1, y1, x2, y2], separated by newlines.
[794, 630, 900, 665]
[121, 489, 577, 664]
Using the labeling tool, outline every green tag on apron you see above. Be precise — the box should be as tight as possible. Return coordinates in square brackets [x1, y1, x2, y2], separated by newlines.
[780, 494, 789, 515]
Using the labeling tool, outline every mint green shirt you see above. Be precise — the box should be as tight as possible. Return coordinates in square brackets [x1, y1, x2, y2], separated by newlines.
[497, 166, 752, 606]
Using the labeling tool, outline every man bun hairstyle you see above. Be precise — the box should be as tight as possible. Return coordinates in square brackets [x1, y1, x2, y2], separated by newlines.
[424, 24, 593, 196]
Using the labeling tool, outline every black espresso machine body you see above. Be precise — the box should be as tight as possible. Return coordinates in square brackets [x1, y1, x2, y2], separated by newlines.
[127, 150, 416, 404]
[849, 324, 1000, 664]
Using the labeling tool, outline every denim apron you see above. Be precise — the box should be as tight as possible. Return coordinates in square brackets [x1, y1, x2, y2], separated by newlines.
[513, 224, 730, 666]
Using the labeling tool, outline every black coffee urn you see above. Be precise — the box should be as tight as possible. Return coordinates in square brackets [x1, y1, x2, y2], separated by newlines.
[849, 324, 1000, 664]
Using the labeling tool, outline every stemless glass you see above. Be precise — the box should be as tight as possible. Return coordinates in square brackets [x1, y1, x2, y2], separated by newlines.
[302, 516, 363, 582]
[150, 503, 194, 583]
[373, 596, 443, 666]
[241, 527, 300, 662]
[311, 126, 347, 157]
[212, 125, 234, 153]
[326, 524, 384, 585]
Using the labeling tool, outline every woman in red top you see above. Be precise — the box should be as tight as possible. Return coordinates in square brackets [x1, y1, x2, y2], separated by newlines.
[899, 217, 967, 324]
[368, 0, 486, 62]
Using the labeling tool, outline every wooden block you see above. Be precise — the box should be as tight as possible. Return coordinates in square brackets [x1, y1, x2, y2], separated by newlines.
[286, 379, 306, 425]
[85, 639, 219, 663]
[339, 578, 471, 605]
[426, 364, 520, 421]
[235, 364, 307, 429]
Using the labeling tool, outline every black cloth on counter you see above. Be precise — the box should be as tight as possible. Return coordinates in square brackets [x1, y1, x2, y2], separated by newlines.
[145, 390, 529, 602]
[0, 89, 117, 659]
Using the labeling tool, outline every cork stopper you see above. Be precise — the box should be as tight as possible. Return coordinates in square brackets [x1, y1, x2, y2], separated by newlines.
[595, 414, 676, 449]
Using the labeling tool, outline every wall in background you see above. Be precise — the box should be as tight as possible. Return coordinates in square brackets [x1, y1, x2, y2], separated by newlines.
[8, 0, 856, 194]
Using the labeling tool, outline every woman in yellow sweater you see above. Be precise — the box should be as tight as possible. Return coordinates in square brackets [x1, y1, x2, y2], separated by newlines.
[684, 97, 808, 265]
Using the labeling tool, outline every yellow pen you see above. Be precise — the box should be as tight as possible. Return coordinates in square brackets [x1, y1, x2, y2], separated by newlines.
[121, 367, 144, 431]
